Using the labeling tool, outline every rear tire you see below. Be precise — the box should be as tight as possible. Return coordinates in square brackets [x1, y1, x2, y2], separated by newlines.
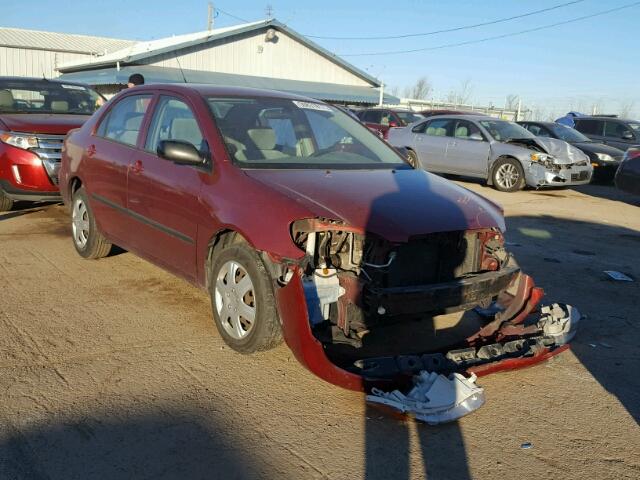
[71, 187, 112, 259]
[0, 191, 13, 212]
[209, 241, 282, 353]
[406, 149, 419, 169]
[491, 157, 526, 192]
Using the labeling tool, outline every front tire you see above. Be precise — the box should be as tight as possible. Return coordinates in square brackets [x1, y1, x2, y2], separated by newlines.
[209, 242, 282, 353]
[491, 157, 526, 192]
[71, 187, 112, 259]
[0, 190, 13, 212]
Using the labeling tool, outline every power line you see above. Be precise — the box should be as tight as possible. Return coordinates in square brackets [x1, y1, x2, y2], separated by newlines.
[306, 0, 586, 40]
[340, 1, 640, 57]
[215, 7, 250, 24]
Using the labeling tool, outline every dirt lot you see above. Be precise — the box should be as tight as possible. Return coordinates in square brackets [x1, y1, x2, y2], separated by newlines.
[0, 181, 638, 480]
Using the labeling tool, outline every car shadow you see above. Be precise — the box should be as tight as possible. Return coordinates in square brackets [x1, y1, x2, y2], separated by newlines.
[0, 202, 54, 221]
[505, 214, 639, 423]
[0, 407, 276, 479]
[361, 168, 475, 479]
[571, 183, 640, 207]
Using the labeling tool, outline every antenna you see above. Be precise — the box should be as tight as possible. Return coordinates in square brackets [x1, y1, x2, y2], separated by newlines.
[207, 2, 214, 30]
[265, 4, 274, 19]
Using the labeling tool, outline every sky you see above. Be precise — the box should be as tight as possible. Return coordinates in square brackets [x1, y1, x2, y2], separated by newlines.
[3, 0, 639, 118]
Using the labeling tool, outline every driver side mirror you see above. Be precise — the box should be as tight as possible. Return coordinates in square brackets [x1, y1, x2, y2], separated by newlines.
[389, 121, 398, 128]
[469, 132, 484, 141]
[622, 131, 634, 140]
[157, 140, 205, 166]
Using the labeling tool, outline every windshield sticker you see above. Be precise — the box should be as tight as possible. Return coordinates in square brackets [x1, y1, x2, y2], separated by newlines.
[293, 100, 333, 112]
[61, 84, 87, 91]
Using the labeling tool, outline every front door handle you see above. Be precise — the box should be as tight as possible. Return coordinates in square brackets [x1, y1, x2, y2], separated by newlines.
[131, 160, 144, 174]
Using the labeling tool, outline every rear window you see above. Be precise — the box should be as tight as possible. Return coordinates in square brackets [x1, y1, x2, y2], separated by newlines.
[0, 79, 103, 115]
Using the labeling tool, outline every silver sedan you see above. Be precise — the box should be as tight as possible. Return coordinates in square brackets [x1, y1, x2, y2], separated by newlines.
[387, 115, 593, 192]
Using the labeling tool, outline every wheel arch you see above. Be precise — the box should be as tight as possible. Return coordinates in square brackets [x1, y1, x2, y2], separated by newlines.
[487, 155, 523, 186]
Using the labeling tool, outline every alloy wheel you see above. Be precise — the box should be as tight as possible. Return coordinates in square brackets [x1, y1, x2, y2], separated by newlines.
[495, 163, 520, 190]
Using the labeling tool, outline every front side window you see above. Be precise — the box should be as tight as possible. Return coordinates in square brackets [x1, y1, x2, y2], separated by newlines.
[424, 119, 454, 137]
[145, 96, 204, 153]
[208, 97, 407, 169]
[454, 120, 483, 139]
[0, 79, 103, 115]
[98, 95, 152, 147]
[604, 121, 634, 139]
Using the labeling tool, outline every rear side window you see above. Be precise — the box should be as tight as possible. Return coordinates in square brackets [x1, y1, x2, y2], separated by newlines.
[145, 96, 204, 153]
[574, 119, 603, 136]
[362, 110, 382, 123]
[97, 95, 152, 146]
[424, 119, 453, 137]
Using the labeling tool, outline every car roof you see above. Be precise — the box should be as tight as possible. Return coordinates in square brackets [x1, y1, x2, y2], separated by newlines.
[360, 107, 416, 113]
[0, 76, 90, 88]
[576, 116, 638, 122]
[127, 83, 331, 103]
[422, 114, 496, 121]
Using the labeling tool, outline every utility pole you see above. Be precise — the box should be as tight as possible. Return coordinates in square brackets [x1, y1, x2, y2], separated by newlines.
[378, 81, 384, 107]
[208, 2, 214, 31]
[516, 98, 522, 121]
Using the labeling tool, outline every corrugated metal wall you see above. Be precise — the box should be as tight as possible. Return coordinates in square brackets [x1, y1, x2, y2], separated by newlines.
[143, 30, 370, 87]
[0, 47, 91, 78]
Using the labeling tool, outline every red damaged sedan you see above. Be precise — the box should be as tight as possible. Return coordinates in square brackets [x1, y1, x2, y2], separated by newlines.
[60, 85, 579, 423]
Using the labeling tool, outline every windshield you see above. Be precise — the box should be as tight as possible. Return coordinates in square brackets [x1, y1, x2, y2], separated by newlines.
[479, 120, 534, 141]
[550, 123, 591, 142]
[208, 96, 408, 169]
[629, 122, 640, 133]
[0, 79, 103, 115]
[396, 111, 425, 125]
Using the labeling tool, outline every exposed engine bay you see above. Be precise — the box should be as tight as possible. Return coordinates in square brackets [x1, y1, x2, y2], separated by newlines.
[275, 217, 581, 423]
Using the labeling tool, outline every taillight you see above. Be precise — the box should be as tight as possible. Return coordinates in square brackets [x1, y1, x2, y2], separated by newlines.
[623, 148, 640, 162]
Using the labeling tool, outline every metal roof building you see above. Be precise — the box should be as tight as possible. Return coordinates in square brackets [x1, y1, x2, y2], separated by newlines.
[55, 19, 396, 105]
[0, 27, 135, 78]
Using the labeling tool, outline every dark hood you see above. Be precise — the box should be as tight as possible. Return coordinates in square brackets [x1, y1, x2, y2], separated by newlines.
[571, 141, 624, 159]
[0, 114, 90, 135]
[244, 169, 505, 243]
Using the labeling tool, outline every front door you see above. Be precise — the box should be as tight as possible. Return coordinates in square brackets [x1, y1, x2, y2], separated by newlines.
[85, 93, 152, 245]
[126, 95, 207, 280]
[413, 118, 454, 172]
[445, 120, 490, 177]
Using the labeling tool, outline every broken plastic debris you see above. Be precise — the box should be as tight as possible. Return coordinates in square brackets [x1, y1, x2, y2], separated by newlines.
[538, 303, 581, 345]
[604, 271, 633, 282]
[366, 372, 485, 425]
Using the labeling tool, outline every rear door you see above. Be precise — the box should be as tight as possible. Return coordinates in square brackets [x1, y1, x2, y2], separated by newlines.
[126, 94, 207, 280]
[85, 93, 152, 245]
[445, 120, 490, 177]
[413, 118, 454, 172]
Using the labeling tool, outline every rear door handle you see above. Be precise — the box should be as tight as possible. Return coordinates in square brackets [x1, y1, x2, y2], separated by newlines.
[131, 159, 144, 174]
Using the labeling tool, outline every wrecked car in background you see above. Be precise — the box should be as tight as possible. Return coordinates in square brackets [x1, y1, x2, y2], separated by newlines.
[388, 115, 593, 192]
[59, 85, 580, 424]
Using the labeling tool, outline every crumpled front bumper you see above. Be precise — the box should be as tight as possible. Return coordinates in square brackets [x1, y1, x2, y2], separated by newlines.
[525, 161, 593, 187]
[275, 269, 579, 392]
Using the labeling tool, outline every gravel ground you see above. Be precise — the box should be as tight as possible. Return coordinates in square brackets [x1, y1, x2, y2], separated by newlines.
[0, 181, 638, 480]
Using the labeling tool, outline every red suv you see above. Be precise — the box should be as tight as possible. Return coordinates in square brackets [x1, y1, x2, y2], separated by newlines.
[60, 84, 577, 392]
[0, 77, 103, 211]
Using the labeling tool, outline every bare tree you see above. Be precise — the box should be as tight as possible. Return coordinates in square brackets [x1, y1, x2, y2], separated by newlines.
[402, 76, 432, 100]
[446, 78, 474, 105]
[505, 94, 520, 111]
[389, 85, 400, 97]
[619, 100, 635, 118]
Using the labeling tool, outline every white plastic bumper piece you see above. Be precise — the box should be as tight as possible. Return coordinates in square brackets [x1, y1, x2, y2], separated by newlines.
[366, 371, 486, 425]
